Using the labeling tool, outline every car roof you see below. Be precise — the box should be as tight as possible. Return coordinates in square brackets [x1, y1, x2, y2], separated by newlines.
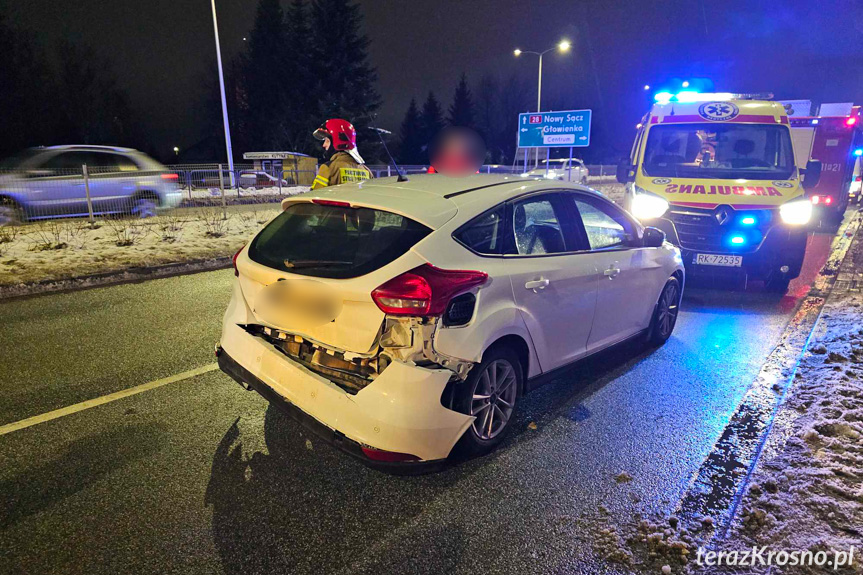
[43, 145, 137, 153]
[284, 174, 606, 229]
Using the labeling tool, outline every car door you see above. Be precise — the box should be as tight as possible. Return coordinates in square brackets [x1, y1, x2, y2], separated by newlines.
[86, 152, 135, 213]
[568, 194, 661, 351]
[506, 192, 597, 372]
[27, 152, 89, 217]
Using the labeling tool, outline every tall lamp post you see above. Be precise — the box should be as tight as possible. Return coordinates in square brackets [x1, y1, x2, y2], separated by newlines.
[211, 0, 235, 180]
[513, 40, 571, 113]
[513, 40, 571, 169]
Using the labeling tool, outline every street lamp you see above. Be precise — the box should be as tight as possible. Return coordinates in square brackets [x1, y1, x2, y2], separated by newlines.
[210, 0, 235, 180]
[513, 39, 572, 113]
[173, 146, 180, 157]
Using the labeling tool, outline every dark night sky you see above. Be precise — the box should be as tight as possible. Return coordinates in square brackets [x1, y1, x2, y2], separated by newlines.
[5, 0, 863, 159]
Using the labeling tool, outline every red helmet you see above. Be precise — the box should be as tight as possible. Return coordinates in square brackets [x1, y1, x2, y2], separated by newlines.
[313, 119, 357, 151]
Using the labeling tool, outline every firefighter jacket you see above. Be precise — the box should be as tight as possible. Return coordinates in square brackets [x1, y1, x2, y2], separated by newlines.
[311, 151, 372, 189]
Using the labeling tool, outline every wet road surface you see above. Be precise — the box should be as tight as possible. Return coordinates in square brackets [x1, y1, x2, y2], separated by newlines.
[0, 229, 835, 575]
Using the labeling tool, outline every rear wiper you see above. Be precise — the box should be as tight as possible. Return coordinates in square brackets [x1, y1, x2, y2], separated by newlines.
[283, 259, 352, 269]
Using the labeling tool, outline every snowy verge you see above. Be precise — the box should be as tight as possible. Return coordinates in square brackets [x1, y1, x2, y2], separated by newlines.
[703, 225, 863, 574]
[0, 205, 282, 292]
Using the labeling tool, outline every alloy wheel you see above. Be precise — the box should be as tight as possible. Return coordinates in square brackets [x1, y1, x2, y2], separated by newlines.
[657, 282, 680, 339]
[470, 359, 517, 440]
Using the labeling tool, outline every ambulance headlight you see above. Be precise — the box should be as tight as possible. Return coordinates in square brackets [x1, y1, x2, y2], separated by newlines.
[631, 188, 669, 220]
[779, 198, 812, 225]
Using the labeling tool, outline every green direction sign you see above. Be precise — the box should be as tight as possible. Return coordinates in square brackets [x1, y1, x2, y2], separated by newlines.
[517, 110, 592, 148]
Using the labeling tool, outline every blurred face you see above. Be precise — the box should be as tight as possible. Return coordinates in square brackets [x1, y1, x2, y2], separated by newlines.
[322, 137, 331, 151]
[429, 127, 486, 176]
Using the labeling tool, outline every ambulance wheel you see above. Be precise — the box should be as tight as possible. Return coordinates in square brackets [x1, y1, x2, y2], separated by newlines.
[765, 275, 791, 294]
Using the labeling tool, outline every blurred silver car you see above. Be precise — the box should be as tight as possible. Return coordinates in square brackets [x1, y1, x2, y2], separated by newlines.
[0, 145, 183, 225]
[522, 158, 589, 184]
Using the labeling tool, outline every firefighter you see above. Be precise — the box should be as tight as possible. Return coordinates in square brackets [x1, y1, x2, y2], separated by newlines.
[311, 119, 372, 189]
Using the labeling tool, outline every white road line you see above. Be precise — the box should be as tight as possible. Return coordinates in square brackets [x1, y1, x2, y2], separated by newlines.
[0, 363, 220, 436]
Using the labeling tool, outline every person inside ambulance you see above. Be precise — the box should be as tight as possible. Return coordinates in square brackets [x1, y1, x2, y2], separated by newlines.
[311, 119, 372, 190]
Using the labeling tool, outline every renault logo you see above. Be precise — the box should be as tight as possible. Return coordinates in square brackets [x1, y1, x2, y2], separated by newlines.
[714, 206, 732, 225]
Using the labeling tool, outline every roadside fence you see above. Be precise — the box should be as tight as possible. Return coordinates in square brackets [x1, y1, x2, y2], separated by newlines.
[0, 163, 619, 227]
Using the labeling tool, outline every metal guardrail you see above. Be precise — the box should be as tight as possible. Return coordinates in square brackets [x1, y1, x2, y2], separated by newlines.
[0, 163, 620, 227]
[0, 164, 317, 226]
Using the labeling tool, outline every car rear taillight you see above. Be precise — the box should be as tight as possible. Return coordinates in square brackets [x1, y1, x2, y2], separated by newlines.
[160, 173, 179, 180]
[846, 117, 858, 127]
[360, 446, 420, 462]
[232, 245, 244, 277]
[810, 195, 833, 205]
[371, 264, 488, 316]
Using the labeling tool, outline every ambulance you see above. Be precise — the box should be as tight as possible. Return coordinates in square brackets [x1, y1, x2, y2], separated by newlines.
[617, 94, 822, 292]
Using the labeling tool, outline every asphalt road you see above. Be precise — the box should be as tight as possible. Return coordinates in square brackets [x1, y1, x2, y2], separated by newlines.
[0, 229, 836, 575]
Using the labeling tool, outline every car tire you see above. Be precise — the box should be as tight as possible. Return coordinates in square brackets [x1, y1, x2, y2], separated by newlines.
[130, 193, 159, 218]
[453, 345, 523, 457]
[647, 277, 681, 346]
[0, 197, 24, 226]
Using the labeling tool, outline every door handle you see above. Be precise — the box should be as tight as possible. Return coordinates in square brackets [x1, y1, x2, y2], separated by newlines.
[603, 266, 621, 279]
[524, 278, 550, 291]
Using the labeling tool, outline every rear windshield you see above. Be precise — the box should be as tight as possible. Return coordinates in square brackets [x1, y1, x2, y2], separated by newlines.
[248, 202, 432, 279]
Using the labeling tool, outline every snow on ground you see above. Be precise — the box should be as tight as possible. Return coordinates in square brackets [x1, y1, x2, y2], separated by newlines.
[185, 185, 307, 200]
[0, 205, 282, 287]
[702, 229, 863, 574]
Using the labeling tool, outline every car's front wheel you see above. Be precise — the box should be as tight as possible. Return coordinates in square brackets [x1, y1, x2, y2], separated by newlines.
[454, 345, 522, 456]
[0, 197, 24, 226]
[647, 276, 681, 345]
[130, 193, 159, 218]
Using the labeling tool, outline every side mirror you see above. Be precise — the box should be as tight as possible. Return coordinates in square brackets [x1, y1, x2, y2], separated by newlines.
[616, 157, 635, 184]
[802, 160, 822, 190]
[642, 226, 666, 248]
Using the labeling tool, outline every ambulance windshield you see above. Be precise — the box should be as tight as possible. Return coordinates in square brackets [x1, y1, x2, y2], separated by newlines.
[642, 124, 795, 180]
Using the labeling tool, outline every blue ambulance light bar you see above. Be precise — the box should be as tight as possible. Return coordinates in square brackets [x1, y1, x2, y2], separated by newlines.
[654, 91, 770, 104]
[854, 148, 863, 157]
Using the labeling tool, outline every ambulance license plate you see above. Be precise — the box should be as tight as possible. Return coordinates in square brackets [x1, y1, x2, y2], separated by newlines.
[695, 254, 742, 267]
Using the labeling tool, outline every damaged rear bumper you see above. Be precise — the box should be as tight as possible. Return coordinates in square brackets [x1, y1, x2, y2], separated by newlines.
[217, 319, 475, 465]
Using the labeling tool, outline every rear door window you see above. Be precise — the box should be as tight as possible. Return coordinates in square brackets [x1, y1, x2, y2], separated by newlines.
[453, 204, 505, 255]
[248, 202, 431, 279]
[510, 195, 569, 255]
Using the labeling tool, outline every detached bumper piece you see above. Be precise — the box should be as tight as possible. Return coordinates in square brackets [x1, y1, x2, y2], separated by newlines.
[216, 346, 447, 475]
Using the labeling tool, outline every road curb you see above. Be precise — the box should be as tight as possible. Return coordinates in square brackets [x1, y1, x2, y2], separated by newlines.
[0, 256, 232, 301]
[676, 209, 863, 539]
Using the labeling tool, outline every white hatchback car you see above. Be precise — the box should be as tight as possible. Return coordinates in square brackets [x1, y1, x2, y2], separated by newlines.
[217, 175, 684, 470]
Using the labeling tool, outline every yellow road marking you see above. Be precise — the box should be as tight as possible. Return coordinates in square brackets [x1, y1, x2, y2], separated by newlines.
[0, 363, 219, 436]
